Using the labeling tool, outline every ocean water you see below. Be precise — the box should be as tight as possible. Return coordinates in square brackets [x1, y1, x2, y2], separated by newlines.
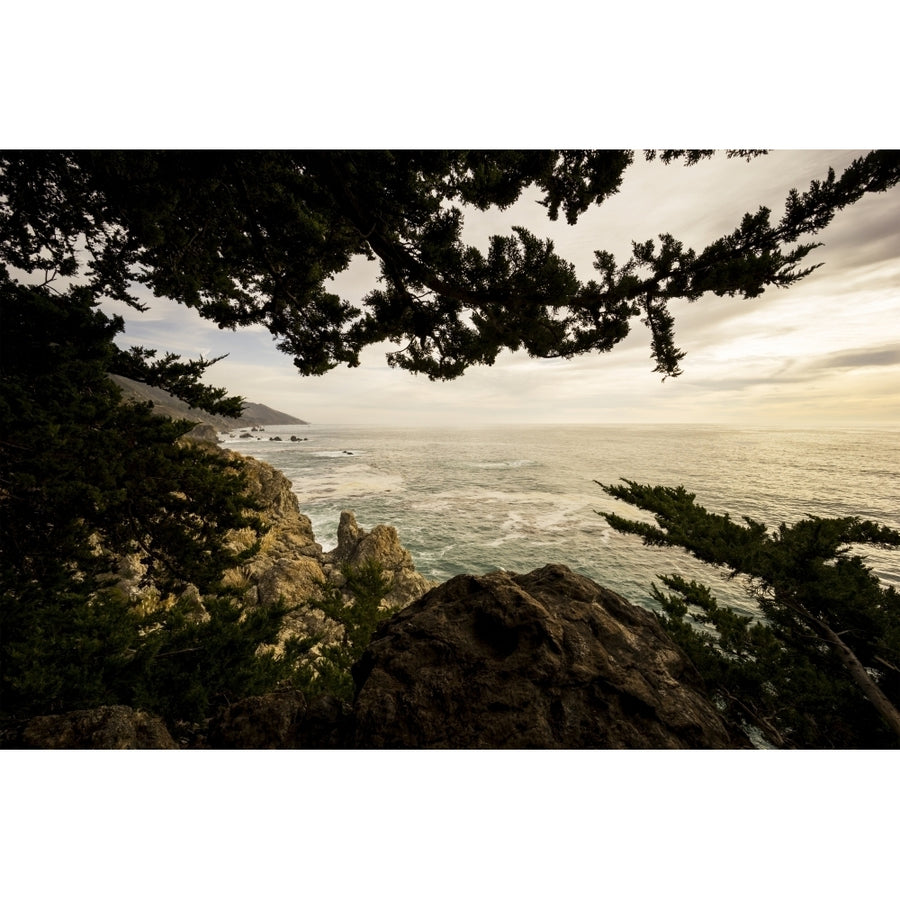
[221, 424, 900, 617]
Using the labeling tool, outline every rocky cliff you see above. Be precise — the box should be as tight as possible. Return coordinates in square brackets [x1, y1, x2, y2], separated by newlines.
[13, 439, 746, 750]
[199, 447, 437, 654]
[21, 562, 745, 750]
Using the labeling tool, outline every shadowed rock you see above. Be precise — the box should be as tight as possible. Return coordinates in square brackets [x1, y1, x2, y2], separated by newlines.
[351, 564, 747, 749]
[19, 706, 178, 749]
[207, 691, 351, 749]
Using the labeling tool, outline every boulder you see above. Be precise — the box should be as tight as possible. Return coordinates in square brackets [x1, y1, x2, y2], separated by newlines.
[181, 422, 220, 444]
[351, 564, 747, 749]
[19, 706, 178, 749]
[235, 454, 318, 539]
[255, 556, 327, 608]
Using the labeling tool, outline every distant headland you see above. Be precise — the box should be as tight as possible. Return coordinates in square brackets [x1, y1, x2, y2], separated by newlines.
[108, 372, 308, 429]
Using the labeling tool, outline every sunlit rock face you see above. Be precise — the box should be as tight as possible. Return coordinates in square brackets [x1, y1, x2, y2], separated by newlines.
[325, 510, 439, 611]
[351, 564, 747, 749]
[99, 449, 436, 667]
[220, 460, 434, 652]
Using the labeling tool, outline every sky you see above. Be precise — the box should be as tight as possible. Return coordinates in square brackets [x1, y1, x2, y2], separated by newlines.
[109, 150, 900, 428]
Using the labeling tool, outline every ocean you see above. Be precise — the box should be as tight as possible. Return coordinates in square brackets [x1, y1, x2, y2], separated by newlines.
[221, 424, 900, 617]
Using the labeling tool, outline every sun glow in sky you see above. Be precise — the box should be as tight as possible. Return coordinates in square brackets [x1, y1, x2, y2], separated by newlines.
[108, 150, 900, 428]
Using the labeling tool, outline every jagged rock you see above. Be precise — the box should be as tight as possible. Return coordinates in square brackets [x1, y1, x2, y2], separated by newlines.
[219, 453, 332, 647]
[235, 454, 318, 541]
[220, 469, 433, 655]
[178, 583, 209, 623]
[351, 564, 747, 749]
[20, 706, 178, 749]
[255, 557, 326, 607]
[208, 691, 351, 749]
[332, 508, 361, 555]
[224, 454, 323, 576]
[254, 556, 343, 647]
[104, 450, 433, 654]
[326, 510, 438, 610]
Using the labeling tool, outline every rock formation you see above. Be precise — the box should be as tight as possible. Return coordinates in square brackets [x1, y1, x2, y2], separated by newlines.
[18, 706, 178, 749]
[352, 564, 747, 749]
[207, 564, 746, 749]
[325, 510, 438, 610]
[13, 430, 746, 750]
[182, 422, 220, 444]
[15, 560, 748, 749]
[219, 454, 436, 651]
[90, 439, 436, 684]
[207, 691, 350, 750]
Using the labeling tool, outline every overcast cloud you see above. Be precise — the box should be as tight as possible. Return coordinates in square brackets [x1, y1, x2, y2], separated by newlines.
[109, 151, 900, 428]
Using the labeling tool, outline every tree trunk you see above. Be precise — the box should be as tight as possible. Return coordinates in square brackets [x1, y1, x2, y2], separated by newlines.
[813, 617, 900, 744]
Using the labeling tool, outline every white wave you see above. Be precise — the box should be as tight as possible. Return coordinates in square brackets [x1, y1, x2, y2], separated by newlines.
[290, 465, 404, 501]
[468, 459, 536, 469]
[305, 511, 340, 551]
[415, 544, 457, 562]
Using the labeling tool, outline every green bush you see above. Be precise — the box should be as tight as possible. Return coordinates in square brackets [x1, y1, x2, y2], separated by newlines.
[288, 560, 394, 702]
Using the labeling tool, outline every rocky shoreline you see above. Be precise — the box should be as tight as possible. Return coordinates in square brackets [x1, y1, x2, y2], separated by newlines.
[214, 447, 438, 655]
[8, 439, 748, 750]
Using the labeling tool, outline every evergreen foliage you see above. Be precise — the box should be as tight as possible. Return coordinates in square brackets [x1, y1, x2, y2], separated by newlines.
[3, 150, 897, 383]
[0, 277, 290, 727]
[127, 595, 292, 727]
[112, 345, 246, 419]
[599, 480, 900, 748]
[288, 560, 394, 702]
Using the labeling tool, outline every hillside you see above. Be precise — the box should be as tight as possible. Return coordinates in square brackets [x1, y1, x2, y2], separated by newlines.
[109, 373, 308, 428]
[232, 400, 309, 427]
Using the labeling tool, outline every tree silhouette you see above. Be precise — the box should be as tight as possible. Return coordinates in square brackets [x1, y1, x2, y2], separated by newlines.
[3, 150, 897, 391]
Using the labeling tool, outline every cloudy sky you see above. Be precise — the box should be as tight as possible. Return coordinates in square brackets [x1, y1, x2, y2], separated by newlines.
[110, 150, 900, 428]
